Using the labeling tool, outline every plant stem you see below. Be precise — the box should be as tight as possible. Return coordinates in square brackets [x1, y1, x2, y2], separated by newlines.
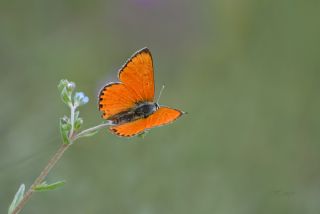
[11, 143, 71, 214]
[72, 121, 113, 141]
[68, 105, 75, 139]
[10, 121, 111, 214]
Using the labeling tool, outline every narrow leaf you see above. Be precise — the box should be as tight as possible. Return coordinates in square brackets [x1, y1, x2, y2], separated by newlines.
[61, 88, 72, 105]
[77, 129, 99, 139]
[8, 184, 25, 214]
[74, 118, 83, 131]
[57, 79, 68, 92]
[59, 118, 70, 144]
[34, 180, 66, 192]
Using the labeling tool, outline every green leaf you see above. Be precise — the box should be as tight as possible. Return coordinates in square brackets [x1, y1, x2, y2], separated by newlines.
[57, 79, 68, 92]
[74, 117, 83, 131]
[58, 79, 75, 93]
[59, 118, 70, 144]
[34, 181, 66, 192]
[8, 184, 25, 214]
[58, 79, 77, 106]
[60, 88, 72, 106]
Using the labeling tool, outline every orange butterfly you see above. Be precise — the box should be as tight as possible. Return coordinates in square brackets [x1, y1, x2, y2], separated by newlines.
[99, 48, 184, 137]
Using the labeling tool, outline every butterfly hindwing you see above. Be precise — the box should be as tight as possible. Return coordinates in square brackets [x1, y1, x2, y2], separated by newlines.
[146, 106, 183, 129]
[109, 117, 148, 137]
[110, 106, 183, 137]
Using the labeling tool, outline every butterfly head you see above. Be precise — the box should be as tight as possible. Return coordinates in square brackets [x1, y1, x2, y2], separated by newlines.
[155, 102, 160, 110]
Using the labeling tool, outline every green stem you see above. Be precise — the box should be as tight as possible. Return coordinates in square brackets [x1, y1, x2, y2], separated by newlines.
[68, 105, 75, 139]
[11, 143, 71, 214]
[72, 121, 113, 141]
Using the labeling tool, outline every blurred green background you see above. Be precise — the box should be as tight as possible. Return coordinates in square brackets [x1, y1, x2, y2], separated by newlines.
[1, 0, 320, 213]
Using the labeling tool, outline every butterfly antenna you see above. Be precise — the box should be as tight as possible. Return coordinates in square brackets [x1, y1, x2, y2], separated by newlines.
[156, 84, 165, 103]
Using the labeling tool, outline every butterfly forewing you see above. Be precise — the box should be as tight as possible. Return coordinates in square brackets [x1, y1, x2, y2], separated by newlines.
[99, 83, 137, 119]
[99, 48, 155, 119]
[119, 48, 155, 102]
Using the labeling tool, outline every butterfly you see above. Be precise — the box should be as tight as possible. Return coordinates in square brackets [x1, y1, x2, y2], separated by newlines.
[98, 47, 184, 137]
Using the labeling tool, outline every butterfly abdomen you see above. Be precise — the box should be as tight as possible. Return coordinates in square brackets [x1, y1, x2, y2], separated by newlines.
[108, 102, 158, 125]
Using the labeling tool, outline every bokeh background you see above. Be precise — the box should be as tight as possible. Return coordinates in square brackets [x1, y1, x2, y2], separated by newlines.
[1, 0, 320, 213]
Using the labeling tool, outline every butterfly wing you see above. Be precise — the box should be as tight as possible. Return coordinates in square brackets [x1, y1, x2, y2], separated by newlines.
[99, 48, 155, 119]
[99, 83, 137, 119]
[109, 118, 148, 137]
[118, 48, 155, 102]
[110, 106, 184, 137]
[146, 106, 183, 129]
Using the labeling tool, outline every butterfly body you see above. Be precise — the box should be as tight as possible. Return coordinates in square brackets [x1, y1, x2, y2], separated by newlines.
[107, 102, 159, 125]
[99, 48, 184, 137]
